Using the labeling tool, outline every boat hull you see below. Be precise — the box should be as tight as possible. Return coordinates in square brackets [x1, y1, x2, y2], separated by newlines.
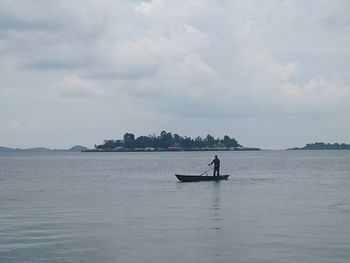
[175, 174, 229, 182]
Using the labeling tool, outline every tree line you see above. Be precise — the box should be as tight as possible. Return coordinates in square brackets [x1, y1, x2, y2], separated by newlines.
[302, 142, 350, 150]
[95, 131, 242, 150]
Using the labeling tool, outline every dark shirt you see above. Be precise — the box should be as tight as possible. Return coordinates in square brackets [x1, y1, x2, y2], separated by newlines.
[210, 158, 220, 168]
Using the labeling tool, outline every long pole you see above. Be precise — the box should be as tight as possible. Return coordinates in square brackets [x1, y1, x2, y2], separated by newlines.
[199, 167, 213, 176]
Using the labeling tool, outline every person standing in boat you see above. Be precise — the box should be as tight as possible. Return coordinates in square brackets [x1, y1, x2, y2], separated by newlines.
[208, 155, 220, 176]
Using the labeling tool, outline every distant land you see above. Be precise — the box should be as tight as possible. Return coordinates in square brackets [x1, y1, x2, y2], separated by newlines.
[288, 142, 350, 150]
[84, 131, 261, 152]
[0, 145, 88, 153]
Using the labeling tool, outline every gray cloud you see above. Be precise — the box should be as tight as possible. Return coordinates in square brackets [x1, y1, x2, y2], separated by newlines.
[0, 14, 59, 31]
[22, 59, 88, 70]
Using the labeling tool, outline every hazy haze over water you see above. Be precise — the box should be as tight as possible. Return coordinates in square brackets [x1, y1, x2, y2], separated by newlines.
[1, 151, 350, 262]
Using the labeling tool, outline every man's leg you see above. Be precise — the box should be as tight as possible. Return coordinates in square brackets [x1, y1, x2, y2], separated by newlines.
[214, 168, 219, 176]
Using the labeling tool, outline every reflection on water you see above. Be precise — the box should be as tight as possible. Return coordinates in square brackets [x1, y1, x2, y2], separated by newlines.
[211, 182, 221, 226]
[1, 151, 350, 263]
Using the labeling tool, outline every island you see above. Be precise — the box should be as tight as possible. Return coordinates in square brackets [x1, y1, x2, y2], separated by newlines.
[84, 131, 260, 152]
[288, 142, 350, 150]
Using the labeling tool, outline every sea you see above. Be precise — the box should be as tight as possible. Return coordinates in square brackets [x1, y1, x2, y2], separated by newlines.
[1, 150, 350, 263]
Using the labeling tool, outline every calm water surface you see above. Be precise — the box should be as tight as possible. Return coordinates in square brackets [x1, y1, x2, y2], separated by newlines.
[1, 151, 350, 263]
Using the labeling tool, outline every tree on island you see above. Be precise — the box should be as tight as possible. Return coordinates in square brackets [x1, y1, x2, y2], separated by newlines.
[94, 130, 242, 151]
[123, 133, 135, 148]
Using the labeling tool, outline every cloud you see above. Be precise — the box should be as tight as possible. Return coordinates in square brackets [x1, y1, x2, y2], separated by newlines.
[1, 0, 350, 148]
[91, 24, 207, 80]
[134, 0, 162, 15]
[4, 120, 38, 131]
[127, 0, 350, 119]
[180, 52, 217, 79]
[134, 0, 201, 18]
[280, 77, 350, 112]
[92, 37, 163, 79]
[57, 76, 104, 98]
[0, 14, 59, 31]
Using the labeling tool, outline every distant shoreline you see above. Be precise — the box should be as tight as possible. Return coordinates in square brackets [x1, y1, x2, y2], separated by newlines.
[2, 142, 349, 153]
[83, 147, 261, 153]
[287, 142, 350, 151]
[0, 145, 88, 153]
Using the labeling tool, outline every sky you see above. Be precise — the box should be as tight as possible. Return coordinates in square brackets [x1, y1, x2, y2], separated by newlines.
[1, 0, 350, 149]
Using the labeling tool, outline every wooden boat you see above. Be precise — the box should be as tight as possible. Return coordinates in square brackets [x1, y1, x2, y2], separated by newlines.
[175, 174, 229, 182]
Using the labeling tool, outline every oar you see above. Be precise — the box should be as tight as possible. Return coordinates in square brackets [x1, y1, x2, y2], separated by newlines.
[199, 167, 213, 176]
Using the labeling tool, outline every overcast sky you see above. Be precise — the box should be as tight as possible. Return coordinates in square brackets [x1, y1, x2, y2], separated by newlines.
[1, 0, 350, 149]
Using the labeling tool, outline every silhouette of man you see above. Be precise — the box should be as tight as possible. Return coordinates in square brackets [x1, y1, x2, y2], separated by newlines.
[208, 155, 220, 176]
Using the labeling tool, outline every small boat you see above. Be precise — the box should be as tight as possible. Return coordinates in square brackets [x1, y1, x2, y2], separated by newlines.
[175, 174, 229, 182]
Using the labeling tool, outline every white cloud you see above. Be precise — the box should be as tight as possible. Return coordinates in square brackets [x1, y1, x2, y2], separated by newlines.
[280, 77, 350, 111]
[57, 76, 104, 98]
[91, 24, 207, 82]
[4, 120, 38, 131]
[134, 0, 204, 18]
[181, 52, 216, 78]
[134, 0, 163, 15]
